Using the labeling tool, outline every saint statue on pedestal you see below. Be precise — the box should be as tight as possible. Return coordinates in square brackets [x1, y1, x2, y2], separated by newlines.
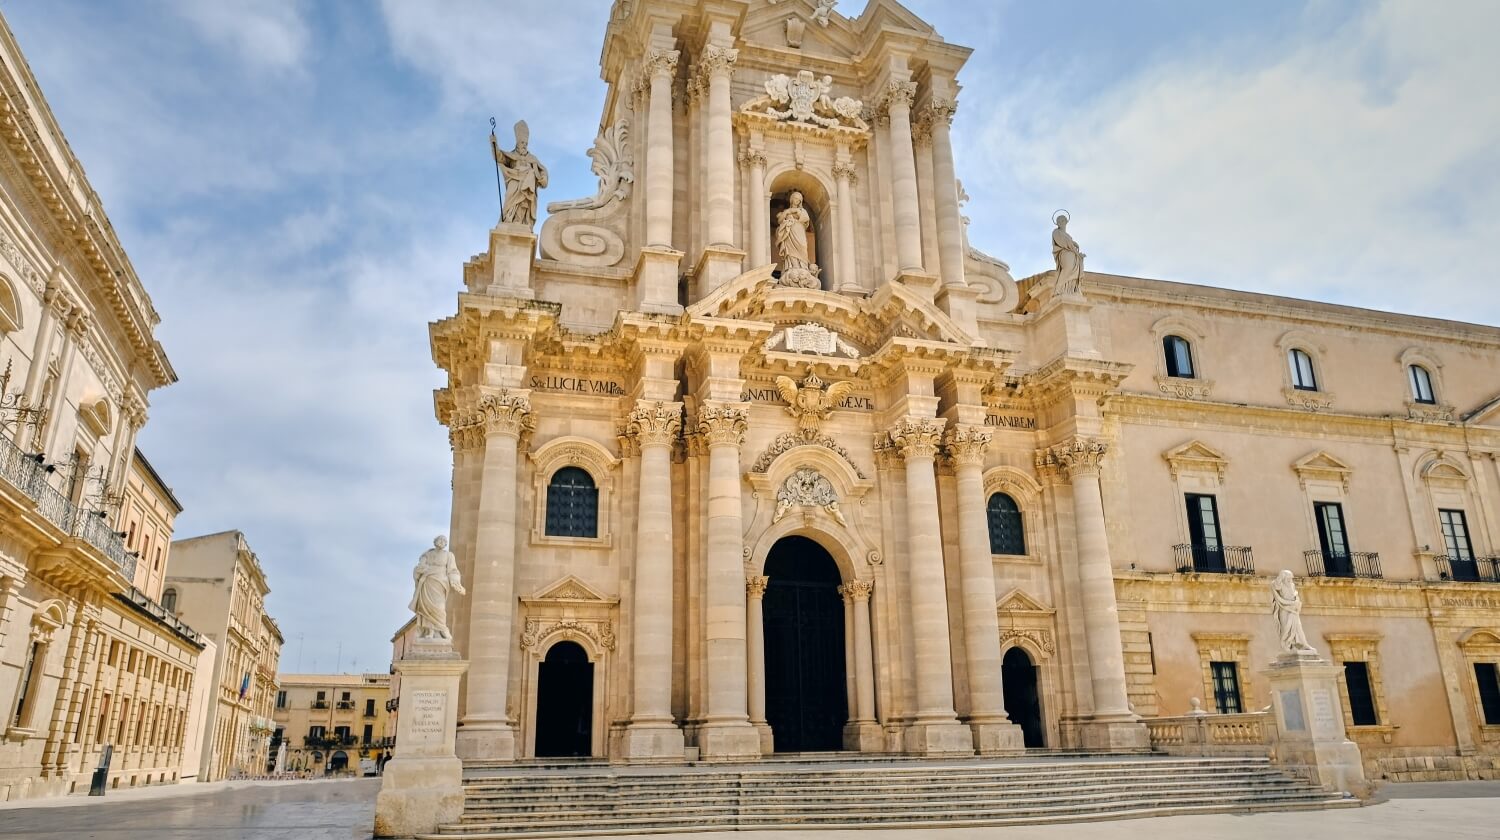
[493, 120, 548, 228]
[410, 536, 465, 642]
[1271, 570, 1316, 655]
[774, 191, 821, 288]
[1051, 211, 1085, 296]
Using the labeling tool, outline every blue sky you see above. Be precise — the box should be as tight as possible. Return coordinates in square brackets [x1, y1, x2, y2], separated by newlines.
[5, 0, 1497, 673]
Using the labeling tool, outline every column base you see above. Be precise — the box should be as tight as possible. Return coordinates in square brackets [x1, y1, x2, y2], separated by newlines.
[903, 720, 975, 756]
[843, 720, 885, 753]
[968, 718, 1027, 755]
[753, 721, 775, 755]
[620, 721, 686, 761]
[632, 246, 685, 315]
[693, 245, 746, 298]
[934, 283, 980, 337]
[455, 722, 517, 762]
[1072, 717, 1150, 752]
[697, 721, 762, 760]
[374, 755, 464, 838]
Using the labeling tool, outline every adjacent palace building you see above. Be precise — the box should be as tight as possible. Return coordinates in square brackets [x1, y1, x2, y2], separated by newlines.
[430, 0, 1500, 780]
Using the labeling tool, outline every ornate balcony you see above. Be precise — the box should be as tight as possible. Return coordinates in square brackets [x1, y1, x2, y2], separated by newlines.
[1303, 550, 1383, 579]
[335, 700, 356, 710]
[1434, 555, 1500, 583]
[311, 701, 329, 710]
[1174, 544, 1255, 575]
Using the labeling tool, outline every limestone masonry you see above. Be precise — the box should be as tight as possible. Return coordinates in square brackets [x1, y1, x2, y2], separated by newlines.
[428, 0, 1500, 781]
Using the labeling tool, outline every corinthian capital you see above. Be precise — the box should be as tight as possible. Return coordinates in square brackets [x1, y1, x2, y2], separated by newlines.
[643, 48, 680, 82]
[697, 403, 748, 448]
[697, 44, 738, 82]
[626, 401, 682, 448]
[448, 422, 485, 453]
[746, 575, 769, 599]
[838, 579, 873, 602]
[1043, 437, 1109, 478]
[944, 425, 992, 467]
[831, 161, 859, 184]
[878, 79, 917, 115]
[887, 416, 946, 460]
[475, 391, 533, 440]
[922, 97, 957, 126]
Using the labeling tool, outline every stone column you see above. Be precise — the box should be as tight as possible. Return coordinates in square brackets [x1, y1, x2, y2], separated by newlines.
[925, 99, 966, 290]
[456, 392, 532, 761]
[702, 45, 737, 248]
[622, 401, 686, 759]
[881, 80, 924, 274]
[644, 49, 679, 248]
[888, 417, 972, 754]
[1041, 438, 1147, 749]
[841, 580, 877, 724]
[947, 427, 1025, 753]
[745, 150, 769, 267]
[696, 404, 758, 758]
[833, 159, 860, 293]
[746, 575, 771, 753]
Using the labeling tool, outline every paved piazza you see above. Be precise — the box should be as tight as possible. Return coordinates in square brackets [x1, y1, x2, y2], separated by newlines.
[0, 780, 1497, 839]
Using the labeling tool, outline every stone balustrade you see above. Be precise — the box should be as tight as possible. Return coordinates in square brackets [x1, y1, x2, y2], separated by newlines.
[1145, 711, 1274, 757]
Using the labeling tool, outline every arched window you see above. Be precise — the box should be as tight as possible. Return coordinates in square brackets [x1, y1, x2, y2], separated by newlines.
[987, 493, 1027, 556]
[1409, 364, 1435, 404]
[161, 588, 177, 613]
[1288, 348, 1318, 391]
[545, 467, 598, 538]
[1163, 335, 1195, 379]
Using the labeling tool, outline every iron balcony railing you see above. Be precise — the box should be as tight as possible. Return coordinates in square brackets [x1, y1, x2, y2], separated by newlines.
[311, 701, 329, 710]
[1174, 544, 1255, 575]
[335, 701, 356, 710]
[1434, 554, 1500, 583]
[1303, 550, 1383, 579]
[0, 432, 134, 580]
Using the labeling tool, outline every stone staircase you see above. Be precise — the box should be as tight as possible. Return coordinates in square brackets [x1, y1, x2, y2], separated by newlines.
[417, 754, 1356, 838]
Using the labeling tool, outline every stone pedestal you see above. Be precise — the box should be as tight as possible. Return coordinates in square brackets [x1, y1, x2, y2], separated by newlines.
[1072, 717, 1151, 751]
[903, 720, 976, 756]
[374, 649, 469, 838]
[935, 284, 980, 337]
[694, 245, 747, 298]
[843, 721, 885, 752]
[894, 269, 941, 301]
[620, 723, 687, 761]
[1264, 652, 1367, 796]
[479, 224, 537, 298]
[632, 246, 685, 315]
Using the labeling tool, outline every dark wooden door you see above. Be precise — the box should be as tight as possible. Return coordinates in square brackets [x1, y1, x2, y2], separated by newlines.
[763, 536, 848, 752]
[1002, 647, 1045, 748]
[535, 641, 593, 757]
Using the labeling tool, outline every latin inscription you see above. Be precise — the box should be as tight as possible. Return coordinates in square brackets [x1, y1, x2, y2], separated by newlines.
[985, 413, 1037, 430]
[1309, 687, 1339, 737]
[741, 387, 874, 411]
[1279, 689, 1306, 732]
[529, 374, 626, 396]
[407, 690, 447, 743]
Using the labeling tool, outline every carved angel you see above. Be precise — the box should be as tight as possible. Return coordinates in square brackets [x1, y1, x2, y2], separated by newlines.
[775, 373, 856, 432]
[765, 74, 792, 106]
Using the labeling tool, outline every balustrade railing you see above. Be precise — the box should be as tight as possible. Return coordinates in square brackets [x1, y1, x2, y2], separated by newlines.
[0, 432, 134, 580]
[1434, 555, 1500, 583]
[1304, 549, 1383, 579]
[1174, 544, 1256, 575]
[1146, 711, 1272, 756]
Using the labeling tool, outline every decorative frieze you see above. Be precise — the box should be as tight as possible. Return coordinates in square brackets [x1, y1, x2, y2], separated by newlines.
[750, 428, 865, 479]
[520, 617, 616, 652]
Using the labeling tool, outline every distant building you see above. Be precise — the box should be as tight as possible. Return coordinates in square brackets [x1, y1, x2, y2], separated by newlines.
[272, 673, 392, 774]
[165, 531, 280, 781]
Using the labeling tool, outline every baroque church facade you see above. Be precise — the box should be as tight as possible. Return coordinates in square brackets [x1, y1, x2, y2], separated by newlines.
[431, 0, 1500, 779]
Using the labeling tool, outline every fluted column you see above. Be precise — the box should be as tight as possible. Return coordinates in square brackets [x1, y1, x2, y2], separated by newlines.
[880, 80, 923, 273]
[644, 49, 679, 248]
[1042, 438, 1133, 720]
[696, 404, 758, 757]
[745, 150, 769, 267]
[888, 417, 972, 753]
[447, 421, 485, 720]
[456, 391, 532, 760]
[839, 580, 876, 723]
[701, 45, 737, 248]
[833, 159, 859, 292]
[925, 99, 966, 290]
[947, 427, 1025, 753]
[623, 401, 686, 758]
[745, 576, 769, 726]
[17, 284, 64, 449]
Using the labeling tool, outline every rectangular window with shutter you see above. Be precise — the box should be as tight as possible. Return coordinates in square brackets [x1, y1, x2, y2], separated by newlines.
[1343, 661, 1379, 725]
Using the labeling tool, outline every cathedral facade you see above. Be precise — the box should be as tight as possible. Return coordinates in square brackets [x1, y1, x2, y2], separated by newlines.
[431, 0, 1500, 779]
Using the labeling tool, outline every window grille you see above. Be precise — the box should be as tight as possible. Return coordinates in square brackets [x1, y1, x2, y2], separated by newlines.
[1210, 661, 1242, 714]
[986, 493, 1026, 555]
[545, 467, 599, 538]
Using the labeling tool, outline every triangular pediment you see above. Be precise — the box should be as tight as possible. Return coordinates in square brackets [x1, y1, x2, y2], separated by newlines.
[1163, 440, 1229, 481]
[1293, 450, 1352, 474]
[853, 0, 937, 38]
[741, 1, 858, 58]
[996, 588, 1054, 615]
[1466, 392, 1500, 426]
[526, 575, 613, 604]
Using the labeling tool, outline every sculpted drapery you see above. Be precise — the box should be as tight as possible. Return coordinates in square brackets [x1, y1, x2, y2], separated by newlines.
[411, 535, 466, 641]
[774, 191, 820, 288]
[1271, 570, 1314, 655]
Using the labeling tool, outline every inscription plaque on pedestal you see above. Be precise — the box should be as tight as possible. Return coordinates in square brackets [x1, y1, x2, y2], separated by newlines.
[409, 690, 447, 745]
[1279, 688, 1306, 732]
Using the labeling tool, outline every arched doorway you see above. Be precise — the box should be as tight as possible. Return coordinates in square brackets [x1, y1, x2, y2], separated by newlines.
[763, 536, 847, 752]
[330, 750, 348, 772]
[1002, 647, 1045, 748]
[534, 640, 593, 757]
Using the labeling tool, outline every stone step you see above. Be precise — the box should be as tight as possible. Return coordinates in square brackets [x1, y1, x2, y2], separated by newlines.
[426, 794, 1355, 837]
[461, 754, 1271, 779]
[456, 781, 1325, 822]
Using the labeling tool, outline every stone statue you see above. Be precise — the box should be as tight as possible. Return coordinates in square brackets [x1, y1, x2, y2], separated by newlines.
[774, 191, 820, 288]
[493, 120, 548, 227]
[409, 536, 466, 642]
[1051, 211, 1085, 296]
[1271, 570, 1316, 655]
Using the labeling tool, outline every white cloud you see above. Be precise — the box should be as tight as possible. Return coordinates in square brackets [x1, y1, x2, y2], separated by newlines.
[960, 0, 1500, 325]
[165, 0, 312, 73]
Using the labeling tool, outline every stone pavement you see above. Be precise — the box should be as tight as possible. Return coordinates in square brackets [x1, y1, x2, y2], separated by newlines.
[0, 778, 1495, 839]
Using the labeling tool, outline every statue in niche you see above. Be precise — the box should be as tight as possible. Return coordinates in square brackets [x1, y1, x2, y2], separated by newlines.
[410, 536, 466, 642]
[493, 120, 548, 228]
[1051, 210, 1085, 296]
[1271, 570, 1316, 656]
[774, 191, 821, 288]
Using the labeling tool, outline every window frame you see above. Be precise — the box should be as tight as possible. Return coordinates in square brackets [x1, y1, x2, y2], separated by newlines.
[1475, 663, 1500, 726]
[529, 437, 618, 548]
[1210, 661, 1242, 714]
[1289, 348, 1318, 391]
[1409, 364, 1436, 404]
[986, 492, 1027, 556]
[1342, 661, 1379, 726]
[1162, 334, 1195, 379]
[544, 466, 600, 539]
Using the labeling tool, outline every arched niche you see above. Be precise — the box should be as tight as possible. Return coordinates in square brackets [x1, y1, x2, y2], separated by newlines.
[766, 167, 835, 291]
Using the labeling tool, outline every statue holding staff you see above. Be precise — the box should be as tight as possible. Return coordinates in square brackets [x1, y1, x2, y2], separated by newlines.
[493, 120, 548, 227]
